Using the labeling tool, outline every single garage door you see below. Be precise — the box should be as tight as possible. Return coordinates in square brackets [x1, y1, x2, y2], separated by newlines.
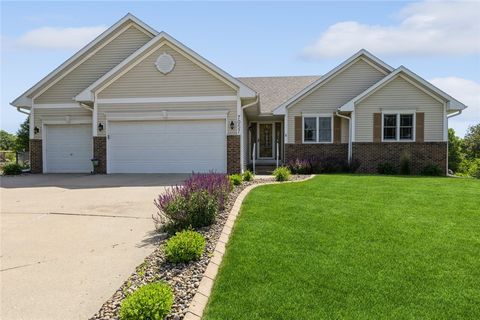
[45, 124, 93, 173]
[108, 119, 227, 173]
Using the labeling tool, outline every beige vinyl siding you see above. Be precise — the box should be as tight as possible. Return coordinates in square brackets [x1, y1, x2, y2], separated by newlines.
[33, 107, 92, 139]
[287, 58, 386, 143]
[35, 25, 153, 104]
[355, 76, 445, 142]
[98, 43, 236, 99]
[96, 100, 237, 137]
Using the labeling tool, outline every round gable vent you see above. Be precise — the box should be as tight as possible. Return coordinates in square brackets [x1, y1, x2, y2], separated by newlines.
[155, 53, 175, 74]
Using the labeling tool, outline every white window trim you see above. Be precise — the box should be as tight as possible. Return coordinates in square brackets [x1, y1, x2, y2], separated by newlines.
[381, 111, 416, 142]
[302, 113, 334, 144]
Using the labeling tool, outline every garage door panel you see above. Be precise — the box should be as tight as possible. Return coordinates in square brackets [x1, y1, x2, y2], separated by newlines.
[45, 125, 93, 173]
[108, 120, 227, 173]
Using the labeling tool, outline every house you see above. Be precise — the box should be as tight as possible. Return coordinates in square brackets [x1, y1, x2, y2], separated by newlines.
[11, 14, 467, 175]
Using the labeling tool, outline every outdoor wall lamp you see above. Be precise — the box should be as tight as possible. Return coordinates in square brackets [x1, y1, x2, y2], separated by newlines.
[34, 126, 40, 134]
[98, 123, 104, 132]
[230, 121, 235, 130]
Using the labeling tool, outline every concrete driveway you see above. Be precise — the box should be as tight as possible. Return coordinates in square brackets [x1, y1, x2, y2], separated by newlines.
[0, 174, 188, 320]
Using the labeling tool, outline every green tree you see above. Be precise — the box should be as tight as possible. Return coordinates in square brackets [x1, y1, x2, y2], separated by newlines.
[463, 123, 480, 160]
[15, 117, 30, 152]
[0, 130, 16, 151]
[448, 128, 463, 172]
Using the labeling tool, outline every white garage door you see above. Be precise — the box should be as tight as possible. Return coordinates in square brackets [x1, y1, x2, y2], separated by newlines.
[45, 124, 93, 173]
[108, 119, 227, 173]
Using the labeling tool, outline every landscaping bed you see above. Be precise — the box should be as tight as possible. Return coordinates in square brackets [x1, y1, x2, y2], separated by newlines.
[90, 172, 307, 320]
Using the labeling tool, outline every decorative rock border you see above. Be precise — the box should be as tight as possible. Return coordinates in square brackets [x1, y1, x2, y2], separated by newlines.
[183, 175, 315, 320]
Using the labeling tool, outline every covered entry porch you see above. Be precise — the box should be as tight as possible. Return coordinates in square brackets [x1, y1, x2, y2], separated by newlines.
[245, 116, 284, 168]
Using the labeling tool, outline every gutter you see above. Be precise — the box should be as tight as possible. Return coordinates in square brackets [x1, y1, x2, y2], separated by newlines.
[336, 111, 352, 164]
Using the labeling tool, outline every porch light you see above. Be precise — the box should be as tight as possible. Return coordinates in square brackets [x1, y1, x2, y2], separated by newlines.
[230, 121, 235, 130]
[34, 126, 39, 134]
[98, 123, 104, 132]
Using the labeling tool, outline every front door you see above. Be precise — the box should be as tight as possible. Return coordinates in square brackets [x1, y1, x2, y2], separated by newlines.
[258, 123, 273, 159]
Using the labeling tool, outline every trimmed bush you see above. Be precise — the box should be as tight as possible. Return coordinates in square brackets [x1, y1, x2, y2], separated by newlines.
[164, 230, 206, 263]
[242, 170, 254, 182]
[377, 162, 397, 175]
[421, 164, 443, 176]
[119, 282, 173, 320]
[273, 166, 291, 182]
[287, 156, 360, 174]
[399, 152, 411, 175]
[2, 163, 22, 175]
[229, 174, 243, 186]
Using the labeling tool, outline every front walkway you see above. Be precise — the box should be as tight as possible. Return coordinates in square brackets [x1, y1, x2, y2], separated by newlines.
[0, 173, 187, 320]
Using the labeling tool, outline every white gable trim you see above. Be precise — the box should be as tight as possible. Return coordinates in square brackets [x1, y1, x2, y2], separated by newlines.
[76, 33, 256, 102]
[339, 66, 468, 112]
[272, 49, 393, 115]
[10, 13, 158, 108]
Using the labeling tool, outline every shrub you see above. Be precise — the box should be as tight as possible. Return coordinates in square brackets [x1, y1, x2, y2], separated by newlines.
[399, 152, 411, 175]
[154, 172, 231, 232]
[421, 164, 443, 176]
[229, 174, 243, 186]
[287, 158, 312, 174]
[273, 166, 291, 181]
[242, 170, 254, 181]
[377, 162, 397, 175]
[2, 163, 22, 175]
[164, 229, 206, 263]
[155, 190, 218, 232]
[119, 282, 173, 320]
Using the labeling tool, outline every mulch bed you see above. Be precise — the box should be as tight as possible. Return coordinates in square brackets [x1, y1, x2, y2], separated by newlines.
[90, 175, 308, 320]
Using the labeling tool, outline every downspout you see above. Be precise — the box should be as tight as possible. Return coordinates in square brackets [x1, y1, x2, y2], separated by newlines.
[445, 110, 462, 175]
[16, 107, 30, 115]
[79, 102, 93, 111]
[336, 111, 352, 164]
[241, 95, 259, 110]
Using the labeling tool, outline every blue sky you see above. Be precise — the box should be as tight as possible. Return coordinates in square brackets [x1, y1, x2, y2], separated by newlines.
[1, 1, 479, 136]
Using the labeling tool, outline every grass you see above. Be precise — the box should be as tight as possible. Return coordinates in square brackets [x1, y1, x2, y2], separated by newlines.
[203, 175, 480, 320]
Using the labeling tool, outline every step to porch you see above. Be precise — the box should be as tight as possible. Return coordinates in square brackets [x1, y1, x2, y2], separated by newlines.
[253, 165, 277, 175]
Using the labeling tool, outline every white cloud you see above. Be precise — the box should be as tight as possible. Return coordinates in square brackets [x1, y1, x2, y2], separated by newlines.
[303, 1, 480, 58]
[15, 26, 107, 50]
[429, 77, 480, 137]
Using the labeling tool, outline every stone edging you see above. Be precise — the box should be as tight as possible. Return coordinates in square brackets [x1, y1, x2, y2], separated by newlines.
[183, 175, 315, 320]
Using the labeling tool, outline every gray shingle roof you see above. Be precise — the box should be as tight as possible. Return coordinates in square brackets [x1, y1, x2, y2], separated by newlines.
[237, 76, 321, 114]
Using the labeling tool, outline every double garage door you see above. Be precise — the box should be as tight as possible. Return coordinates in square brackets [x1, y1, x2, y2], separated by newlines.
[44, 120, 227, 173]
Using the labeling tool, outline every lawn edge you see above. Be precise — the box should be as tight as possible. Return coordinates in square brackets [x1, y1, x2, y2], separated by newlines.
[184, 174, 316, 320]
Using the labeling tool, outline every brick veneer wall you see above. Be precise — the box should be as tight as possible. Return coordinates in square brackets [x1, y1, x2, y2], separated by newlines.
[353, 142, 447, 175]
[227, 135, 241, 174]
[30, 139, 43, 173]
[284, 143, 348, 164]
[93, 137, 107, 174]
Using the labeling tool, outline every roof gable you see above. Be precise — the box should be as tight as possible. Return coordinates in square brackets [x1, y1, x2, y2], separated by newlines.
[76, 32, 256, 102]
[11, 13, 157, 108]
[272, 49, 393, 115]
[98, 42, 237, 99]
[339, 66, 468, 112]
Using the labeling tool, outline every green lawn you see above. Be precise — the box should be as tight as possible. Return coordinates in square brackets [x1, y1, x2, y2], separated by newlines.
[204, 175, 480, 320]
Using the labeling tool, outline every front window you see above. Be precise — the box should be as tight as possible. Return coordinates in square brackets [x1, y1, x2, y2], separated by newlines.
[383, 113, 415, 141]
[318, 117, 332, 142]
[383, 114, 397, 140]
[400, 114, 413, 140]
[303, 117, 317, 142]
[303, 115, 332, 143]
